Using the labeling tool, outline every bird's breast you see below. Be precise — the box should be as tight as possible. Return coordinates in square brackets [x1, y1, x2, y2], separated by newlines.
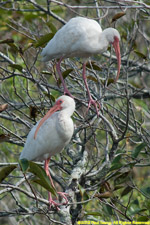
[56, 114, 74, 142]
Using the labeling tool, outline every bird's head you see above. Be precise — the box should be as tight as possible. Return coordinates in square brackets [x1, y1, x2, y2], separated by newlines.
[104, 28, 120, 44]
[56, 95, 75, 112]
[104, 28, 121, 83]
[34, 95, 75, 139]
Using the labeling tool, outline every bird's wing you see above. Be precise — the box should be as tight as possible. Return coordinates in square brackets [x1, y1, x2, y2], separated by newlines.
[41, 17, 102, 61]
[20, 115, 65, 161]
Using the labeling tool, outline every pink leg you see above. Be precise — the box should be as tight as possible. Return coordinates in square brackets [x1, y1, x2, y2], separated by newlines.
[44, 158, 69, 209]
[44, 158, 55, 187]
[44, 158, 60, 209]
[56, 57, 74, 98]
[82, 63, 100, 115]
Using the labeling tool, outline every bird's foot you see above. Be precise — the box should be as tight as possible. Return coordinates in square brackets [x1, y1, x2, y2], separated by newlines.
[57, 192, 69, 205]
[48, 199, 60, 210]
[48, 192, 69, 210]
[87, 98, 101, 116]
[48, 192, 61, 210]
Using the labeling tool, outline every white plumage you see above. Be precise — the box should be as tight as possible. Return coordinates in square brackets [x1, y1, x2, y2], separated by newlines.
[20, 95, 75, 208]
[41, 17, 120, 61]
[20, 95, 75, 161]
[41, 16, 121, 114]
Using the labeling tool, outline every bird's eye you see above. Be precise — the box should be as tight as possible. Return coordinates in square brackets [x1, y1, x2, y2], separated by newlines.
[56, 99, 63, 105]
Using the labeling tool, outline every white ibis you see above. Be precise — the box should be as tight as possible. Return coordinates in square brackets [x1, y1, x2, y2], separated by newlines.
[41, 17, 121, 114]
[20, 95, 75, 209]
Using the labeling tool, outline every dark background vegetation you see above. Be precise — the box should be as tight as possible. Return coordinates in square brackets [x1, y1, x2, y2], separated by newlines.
[0, 0, 150, 224]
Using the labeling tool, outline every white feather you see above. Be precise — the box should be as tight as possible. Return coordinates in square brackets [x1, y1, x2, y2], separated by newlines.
[41, 16, 120, 61]
[20, 96, 75, 161]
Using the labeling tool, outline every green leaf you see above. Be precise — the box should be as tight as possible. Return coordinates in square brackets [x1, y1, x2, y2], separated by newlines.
[133, 199, 139, 206]
[86, 62, 102, 71]
[137, 216, 149, 222]
[121, 186, 133, 197]
[46, 22, 57, 33]
[0, 38, 14, 44]
[103, 204, 113, 215]
[0, 165, 17, 183]
[107, 78, 116, 85]
[83, 191, 90, 201]
[19, 158, 29, 173]
[113, 184, 124, 191]
[31, 177, 56, 196]
[111, 12, 126, 22]
[24, 12, 40, 21]
[128, 208, 147, 216]
[34, 33, 55, 48]
[134, 50, 147, 60]
[8, 43, 19, 53]
[0, 40, 19, 53]
[28, 161, 57, 197]
[78, 184, 85, 196]
[140, 187, 150, 198]
[29, 161, 47, 179]
[8, 64, 23, 72]
[51, 7, 63, 14]
[131, 143, 146, 158]
[87, 75, 98, 83]
[129, 161, 137, 169]
[101, 78, 115, 86]
[109, 163, 123, 171]
[78, 184, 89, 202]
[114, 171, 130, 185]
[111, 155, 121, 164]
[58, 69, 73, 85]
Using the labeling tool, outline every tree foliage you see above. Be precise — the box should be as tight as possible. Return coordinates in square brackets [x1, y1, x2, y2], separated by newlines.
[0, 0, 150, 224]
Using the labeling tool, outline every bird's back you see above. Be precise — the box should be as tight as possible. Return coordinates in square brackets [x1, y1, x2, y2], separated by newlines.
[20, 112, 74, 161]
[41, 17, 103, 61]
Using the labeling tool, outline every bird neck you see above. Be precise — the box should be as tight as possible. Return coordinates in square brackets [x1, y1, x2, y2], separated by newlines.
[60, 107, 74, 118]
[99, 31, 109, 52]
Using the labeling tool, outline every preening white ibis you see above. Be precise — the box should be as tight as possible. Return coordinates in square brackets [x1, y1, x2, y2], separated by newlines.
[20, 95, 75, 208]
[41, 17, 121, 114]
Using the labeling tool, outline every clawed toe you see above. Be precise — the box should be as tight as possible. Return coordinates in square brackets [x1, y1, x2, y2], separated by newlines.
[87, 98, 101, 116]
[48, 191, 69, 210]
[57, 192, 69, 204]
[49, 199, 60, 210]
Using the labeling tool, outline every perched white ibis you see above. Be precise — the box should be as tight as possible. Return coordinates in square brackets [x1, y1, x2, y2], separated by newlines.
[20, 95, 75, 208]
[41, 17, 121, 114]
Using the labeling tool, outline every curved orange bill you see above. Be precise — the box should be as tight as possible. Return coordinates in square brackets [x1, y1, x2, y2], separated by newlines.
[34, 104, 62, 139]
[113, 37, 121, 83]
